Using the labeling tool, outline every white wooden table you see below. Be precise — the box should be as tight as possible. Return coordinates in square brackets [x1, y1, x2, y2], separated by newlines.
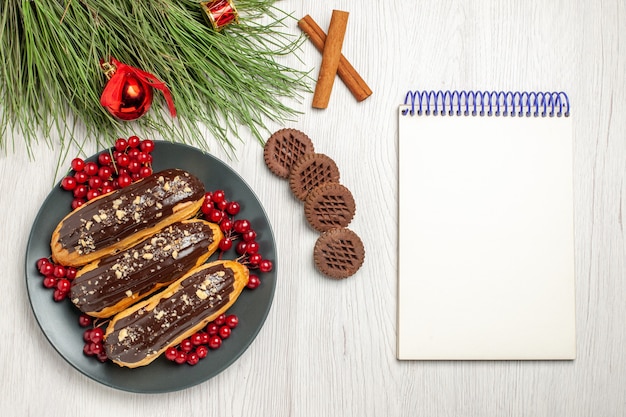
[2, 1, 624, 415]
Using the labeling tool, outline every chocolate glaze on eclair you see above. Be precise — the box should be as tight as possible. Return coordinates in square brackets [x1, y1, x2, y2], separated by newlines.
[70, 219, 222, 318]
[50, 169, 205, 267]
[104, 260, 248, 368]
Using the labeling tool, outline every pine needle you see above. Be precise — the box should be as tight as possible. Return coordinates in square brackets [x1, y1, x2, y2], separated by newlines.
[0, 0, 312, 155]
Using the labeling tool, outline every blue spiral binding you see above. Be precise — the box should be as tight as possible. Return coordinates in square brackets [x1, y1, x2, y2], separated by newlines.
[401, 90, 570, 117]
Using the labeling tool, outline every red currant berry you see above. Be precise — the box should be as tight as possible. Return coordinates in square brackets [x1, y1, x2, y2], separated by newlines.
[242, 229, 257, 242]
[195, 345, 208, 359]
[208, 335, 222, 350]
[117, 174, 132, 188]
[86, 189, 100, 200]
[218, 237, 233, 252]
[226, 201, 241, 216]
[84, 161, 99, 177]
[115, 138, 128, 152]
[220, 219, 233, 233]
[42, 276, 57, 288]
[61, 176, 77, 191]
[88, 176, 102, 189]
[116, 153, 130, 167]
[200, 332, 210, 345]
[36, 257, 49, 270]
[248, 253, 263, 266]
[191, 333, 204, 346]
[259, 259, 273, 273]
[89, 327, 104, 343]
[212, 190, 226, 203]
[98, 166, 113, 181]
[65, 267, 78, 280]
[74, 171, 88, 184]
[186, 352, 200, 366]
[71, 158, 85, 172]
[71, 198, 86, 210]
[83, 343, 94, 356]
[139, 166, 152, 178]
[233, 219, 251, 234]
[90, 342, 103, 355]
[165, 347, 178, 361]
[78, 314, 92, 327]
[247, 274, 261, 289]
[38, 261, 54, 276]
[175, 350, 187, 364]
[127, 160, 141, 174]
[98, 152, 112, 166]
[136, 152, 149, 164]
[201, 201, 212, 216]
[218, 325, 231, 339]
[56, 278, 71, 293]
[140, 139, 155, 153]
[206, 323, 219, 336]
[52, 265, 65, 278]
[53, 289, 67, 302]
[179, 339, 193, 352]
[73, 184, 88, 198]
[127, 148, 141, 160]
[246, 241, 260, 254]
[235, 241, 248, 255]
[131, 172, 141, 181]
[226, 314, 239, 328]
[128, 135, 141, 148]
[83, 329, 93, 342]
[97, 351, 109, 363]
[214, 314, 226, 326]
[216, 199, 228, 211]
[209, 208, 224, 223]
[101, 185, 115, 195]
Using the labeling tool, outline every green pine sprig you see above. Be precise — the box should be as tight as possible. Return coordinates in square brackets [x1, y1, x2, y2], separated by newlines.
[0, 0, 311, 156]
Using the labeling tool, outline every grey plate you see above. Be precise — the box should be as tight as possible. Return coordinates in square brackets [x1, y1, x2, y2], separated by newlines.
[25, 141, 277, 393]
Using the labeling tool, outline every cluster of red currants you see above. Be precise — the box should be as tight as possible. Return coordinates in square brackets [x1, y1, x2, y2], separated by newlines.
[60, 136, 155, 210]
[35, 257, 77, 302]
[165, 314, 239, 366]
[78, 315, 108, 363]
[201, 189, 273, 289]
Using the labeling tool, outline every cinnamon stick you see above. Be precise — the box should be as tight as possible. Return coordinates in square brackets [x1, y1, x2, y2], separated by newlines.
[299, 14, 372, 103]
[311, 10, 350, 109]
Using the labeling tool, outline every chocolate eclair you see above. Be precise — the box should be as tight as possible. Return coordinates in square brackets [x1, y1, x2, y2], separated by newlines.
[70, 219, 222, 318]
[50, 169, 205, 267]
[104, 260, 249, 368]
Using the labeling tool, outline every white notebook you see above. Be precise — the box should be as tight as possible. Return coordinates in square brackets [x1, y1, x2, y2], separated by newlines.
[397, 90, 576, 360]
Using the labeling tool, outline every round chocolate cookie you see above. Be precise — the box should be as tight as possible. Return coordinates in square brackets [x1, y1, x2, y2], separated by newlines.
[304, 182, 356, 232]
[289, 153, 340, 201]
[313, 228, 365, 279]
[263, 128, 315, 178]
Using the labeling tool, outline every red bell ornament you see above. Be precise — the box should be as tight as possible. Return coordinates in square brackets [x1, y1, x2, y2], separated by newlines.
[100, 57, 176, 121]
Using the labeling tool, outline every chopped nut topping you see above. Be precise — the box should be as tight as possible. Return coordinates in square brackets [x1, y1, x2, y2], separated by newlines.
[143, 253, 154, 260]
[118, 328, 128, 342]
[196, 290, 208, 300]
[125, 290, 133, 297]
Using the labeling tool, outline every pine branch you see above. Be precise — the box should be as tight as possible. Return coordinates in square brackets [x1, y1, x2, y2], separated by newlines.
[0, 0, 312, 155]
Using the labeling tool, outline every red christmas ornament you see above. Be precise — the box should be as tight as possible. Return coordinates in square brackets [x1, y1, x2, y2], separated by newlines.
[99, 57, 176, 121]
[201, 0, 239, 31]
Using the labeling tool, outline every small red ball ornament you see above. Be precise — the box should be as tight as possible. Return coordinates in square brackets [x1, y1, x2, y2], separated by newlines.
[100, 57, 176, 121]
